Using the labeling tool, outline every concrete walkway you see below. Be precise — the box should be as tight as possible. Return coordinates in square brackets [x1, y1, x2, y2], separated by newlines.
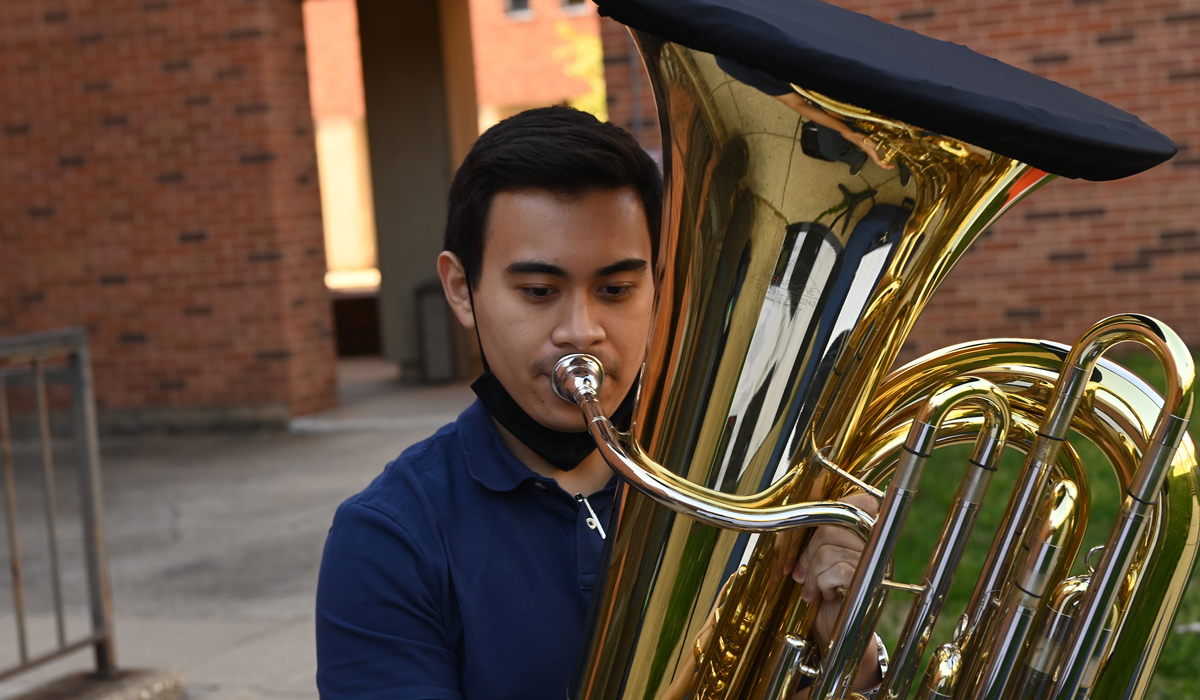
[0, 358, 476, 700]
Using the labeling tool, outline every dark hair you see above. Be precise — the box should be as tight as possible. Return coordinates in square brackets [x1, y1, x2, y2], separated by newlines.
[444, 106, 662, 286]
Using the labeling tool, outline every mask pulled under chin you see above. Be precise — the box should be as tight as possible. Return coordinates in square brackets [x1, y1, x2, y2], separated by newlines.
[471, 369, 637, 472]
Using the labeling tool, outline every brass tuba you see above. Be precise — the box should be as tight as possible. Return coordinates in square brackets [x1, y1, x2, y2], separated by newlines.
[552, 1, 1197, 698]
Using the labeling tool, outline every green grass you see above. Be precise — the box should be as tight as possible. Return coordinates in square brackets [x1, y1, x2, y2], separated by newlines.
[876, 349, 1200, 698]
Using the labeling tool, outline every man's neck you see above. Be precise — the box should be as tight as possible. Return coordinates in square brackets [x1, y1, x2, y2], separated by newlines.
[491, 418, 614, 496]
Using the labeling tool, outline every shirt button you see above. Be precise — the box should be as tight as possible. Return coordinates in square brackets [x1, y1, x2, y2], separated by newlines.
[534, 482, 547, 490]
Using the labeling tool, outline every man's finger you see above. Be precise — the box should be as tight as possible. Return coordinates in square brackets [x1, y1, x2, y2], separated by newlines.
[792, 491, 879, 588]
[800, 544, 859, 602]
[771, 529, 802, 583]
[814, 561, 857, 602]
[840, 491, 880, 516]
[810, 524, 866, 552]
[792, 526, 859, 580]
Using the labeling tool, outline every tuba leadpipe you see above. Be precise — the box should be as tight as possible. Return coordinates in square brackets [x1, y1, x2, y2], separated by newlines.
[555, 1, 1194, 699]
[554, 353, 877, 536]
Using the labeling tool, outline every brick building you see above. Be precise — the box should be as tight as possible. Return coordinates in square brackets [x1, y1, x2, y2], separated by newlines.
[1, 0, 1195, 427]
[0, 0, 484, 427]
[471, 0, 604, 130]
[602, 1, 1200, 360]
[303, 0, 607, 366]
[1, 0, 336, 428]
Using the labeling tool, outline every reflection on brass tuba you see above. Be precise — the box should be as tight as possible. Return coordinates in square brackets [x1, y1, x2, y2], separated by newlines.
[551, 1, 1196, 698]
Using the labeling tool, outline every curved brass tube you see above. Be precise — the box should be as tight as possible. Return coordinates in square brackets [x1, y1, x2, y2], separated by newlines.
[854, 334, 1197, 699]
[1048, 316, 1196, 700]
[917, 643, 960, 700]
[811, 377, 1011, 700]
[553, 354, 876, 537]
[918, 315, 1195, 695]
[1014, 576, 1091, 699]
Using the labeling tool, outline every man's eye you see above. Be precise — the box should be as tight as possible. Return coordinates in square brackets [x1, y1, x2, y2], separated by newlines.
[523, 287, 554, 299]
[601, 284, 633, 298]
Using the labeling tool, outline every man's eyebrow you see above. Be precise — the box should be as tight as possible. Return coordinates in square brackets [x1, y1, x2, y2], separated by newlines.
[505, 260, 567, 277]
[597, 258, 648, 277]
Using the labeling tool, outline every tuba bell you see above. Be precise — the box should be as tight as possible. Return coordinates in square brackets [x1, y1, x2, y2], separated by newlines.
[551, 1, 1197, 698]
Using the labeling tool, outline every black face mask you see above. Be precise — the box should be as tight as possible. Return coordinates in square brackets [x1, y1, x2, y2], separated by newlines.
[471, 368, 638, 472]
[464, 275, 638, 471]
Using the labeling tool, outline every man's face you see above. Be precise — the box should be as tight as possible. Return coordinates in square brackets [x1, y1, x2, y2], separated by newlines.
[444, 187, 655, 432]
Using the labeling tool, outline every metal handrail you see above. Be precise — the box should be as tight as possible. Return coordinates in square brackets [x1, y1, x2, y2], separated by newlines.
[0, 327, 115, 679]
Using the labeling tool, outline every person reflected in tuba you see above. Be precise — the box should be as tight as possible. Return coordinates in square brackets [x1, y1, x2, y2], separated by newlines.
[715, 56, 894, 175]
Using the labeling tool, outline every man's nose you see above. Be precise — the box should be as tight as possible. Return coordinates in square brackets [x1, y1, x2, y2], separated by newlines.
[552, 293, 606, 350]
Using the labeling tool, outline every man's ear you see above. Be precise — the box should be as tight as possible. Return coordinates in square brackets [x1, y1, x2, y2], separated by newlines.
[438, 251, 476, 330]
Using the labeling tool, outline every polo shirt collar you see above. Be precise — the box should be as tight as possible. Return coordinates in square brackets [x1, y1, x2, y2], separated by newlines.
[459, 399, 545, 492]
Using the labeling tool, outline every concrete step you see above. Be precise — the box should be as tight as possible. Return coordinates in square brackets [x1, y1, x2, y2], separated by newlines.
[11, 670, 183, 700]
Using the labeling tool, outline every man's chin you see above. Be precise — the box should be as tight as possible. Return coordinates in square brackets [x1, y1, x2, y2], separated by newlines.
[493, 391, 588, 435]
[536, 407, 592, 434]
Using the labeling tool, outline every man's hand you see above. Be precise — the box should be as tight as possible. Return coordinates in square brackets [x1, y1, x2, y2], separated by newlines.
[774, 491, 884, 698]
[792, 491, 879, 645]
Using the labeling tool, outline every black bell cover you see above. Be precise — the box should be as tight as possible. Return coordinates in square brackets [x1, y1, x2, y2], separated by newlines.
[594, 0, 1176, 181]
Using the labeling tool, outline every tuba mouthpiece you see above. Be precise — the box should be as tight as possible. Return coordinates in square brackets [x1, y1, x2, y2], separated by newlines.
[552, 354, 605, 406]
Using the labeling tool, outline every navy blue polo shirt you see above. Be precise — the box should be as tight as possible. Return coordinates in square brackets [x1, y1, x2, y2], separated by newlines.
[316, 399, 615, 700]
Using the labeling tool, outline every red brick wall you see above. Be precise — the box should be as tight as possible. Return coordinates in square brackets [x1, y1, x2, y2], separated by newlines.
[0, 0, 336, 422]
[602, 2, 1200, 358]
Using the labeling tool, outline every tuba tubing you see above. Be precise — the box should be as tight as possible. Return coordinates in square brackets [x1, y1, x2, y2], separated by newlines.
[962, 480, 1080, 700]
[849, 338, 1198, 699]
[553, 354, 877, 538]
[959, 315, 1195, 700]
[811, 377, 1012, 699]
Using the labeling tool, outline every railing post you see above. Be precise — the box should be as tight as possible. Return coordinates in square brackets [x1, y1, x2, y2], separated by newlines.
[0, 374, 29, 664]
[67, 333, 117, 677]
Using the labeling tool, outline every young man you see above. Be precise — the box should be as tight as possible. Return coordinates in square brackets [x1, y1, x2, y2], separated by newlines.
[315, 106, 879, 699]
[315, 106, 661, 700]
